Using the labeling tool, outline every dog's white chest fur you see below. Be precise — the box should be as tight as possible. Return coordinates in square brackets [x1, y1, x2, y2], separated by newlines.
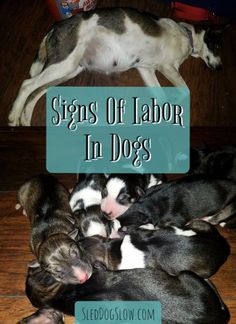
[118, 235, 145, 270]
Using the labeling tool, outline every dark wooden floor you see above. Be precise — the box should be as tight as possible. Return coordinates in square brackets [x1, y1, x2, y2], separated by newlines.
[0, 0, 236, 126]
[0, 0, 236, 323]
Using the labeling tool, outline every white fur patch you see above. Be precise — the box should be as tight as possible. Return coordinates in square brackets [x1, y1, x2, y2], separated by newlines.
[86, 221, 107, 237]
[109, 219, 121, 238]
[148, 175, 159, 188]
[219, 222, 226, 228]
[139, 223, 155, 230]
[15, 203, 21, 210]
[118, 235, 145, 270]
[173, 227, 196, 237]
[106, 178, 126, 199]
[69, 187, 101, 211]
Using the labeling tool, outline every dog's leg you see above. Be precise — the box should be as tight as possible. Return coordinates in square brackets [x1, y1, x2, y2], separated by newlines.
[18, 308, 64, 324]
[8, 54, 83, 126]
[159, 66, 187, 87]
[136, 68, 161, 86]
[20, 65, 84, 126]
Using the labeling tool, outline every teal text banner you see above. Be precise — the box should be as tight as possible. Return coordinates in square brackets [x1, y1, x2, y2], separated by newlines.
[46, 87, 190, 173]
[75, 301, 161, 324]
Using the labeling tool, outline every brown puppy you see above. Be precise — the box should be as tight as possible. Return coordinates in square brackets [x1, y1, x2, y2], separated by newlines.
[17, 174, 92, 285]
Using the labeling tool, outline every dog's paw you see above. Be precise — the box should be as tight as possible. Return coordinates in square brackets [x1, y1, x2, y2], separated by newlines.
[8, 111, 20, 126]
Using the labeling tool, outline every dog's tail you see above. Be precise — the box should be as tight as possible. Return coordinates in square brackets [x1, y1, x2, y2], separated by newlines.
[29, 31, 52, 77]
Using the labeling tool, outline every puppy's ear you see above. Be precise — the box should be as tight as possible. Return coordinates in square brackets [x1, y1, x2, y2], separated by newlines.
[135, 186, 145, 198]
[66, 214, 75, 225]
[68, 228, 79, 240]
[28, 260, 40, 269]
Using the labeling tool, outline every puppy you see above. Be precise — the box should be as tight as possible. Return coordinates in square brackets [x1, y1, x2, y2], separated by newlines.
[79, 220, 230, 278]
[9, 7, 224, 126]
[70, 173, 121, 238]
[74, 205, 121, 238]
[22, 264, 230, 324]
[101, 173, 166, 219]
[69, 173, 106, 211]
[17, 174, 92, 285]
[114, 175, 236, 230]
[189, 145, 236, 182]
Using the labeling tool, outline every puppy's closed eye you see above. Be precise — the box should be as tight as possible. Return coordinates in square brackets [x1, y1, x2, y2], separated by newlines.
[117, 193, 131, 204]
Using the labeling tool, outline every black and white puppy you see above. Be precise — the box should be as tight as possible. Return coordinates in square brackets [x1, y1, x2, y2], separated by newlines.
[70, 173, 121, 238]
[79, 220, 230, 278]
[115, 175, 236, 230]
[17, 174, 93, 285]
[74, 205, 121, 239]
[189, 145, 236, 182]
[69, 173, 106, 211]
[22, 264, 230, 324]
[101, 173, 166, 219]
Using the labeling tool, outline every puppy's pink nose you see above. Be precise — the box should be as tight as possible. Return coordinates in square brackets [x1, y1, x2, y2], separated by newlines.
[79, 272, 89, 284]
[72, 266, 90, 283]
[101, 208, 113, 218]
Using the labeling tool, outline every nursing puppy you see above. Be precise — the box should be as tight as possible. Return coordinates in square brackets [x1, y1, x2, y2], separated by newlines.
[17, 174, 93, 285]
[70, 174, 120, 238]
[79, 220, 230, 278]
[9, 7, 224, 126]
[114, 176, 236, 230]
[101, 173, 166, 219]
[20, 264, 230, 324]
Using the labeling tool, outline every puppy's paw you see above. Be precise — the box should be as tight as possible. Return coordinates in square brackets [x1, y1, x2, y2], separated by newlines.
[18, 308, 64, 324]
[118, 225, 138, 235]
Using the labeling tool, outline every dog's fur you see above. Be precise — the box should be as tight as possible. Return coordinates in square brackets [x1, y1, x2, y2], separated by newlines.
[76, 220, 230, 278]
[9, 8, 223, 126]
[17, 174, 93, 285]
[69, 173, 106, 211]
[115, 175, 236, 231]
[189, 145, 236, 182]
[73, 205, 121, 238]
[70, 174, 121, 238]
[101, 173, 166, 218]
[22, 264, 229, 324]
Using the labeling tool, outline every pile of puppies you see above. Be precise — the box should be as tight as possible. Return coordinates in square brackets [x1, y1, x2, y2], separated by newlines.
[17, 146, 236, 323]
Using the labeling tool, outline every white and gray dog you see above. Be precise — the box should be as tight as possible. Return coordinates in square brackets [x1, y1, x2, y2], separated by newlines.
[9, 7, 224, 126]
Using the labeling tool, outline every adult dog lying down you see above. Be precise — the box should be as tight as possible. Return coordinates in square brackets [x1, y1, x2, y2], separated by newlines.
[20, 266, 229, 324]
[9, 7, 224, 126]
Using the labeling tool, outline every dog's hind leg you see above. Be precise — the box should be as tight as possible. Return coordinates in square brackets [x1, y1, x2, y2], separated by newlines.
[20, 65, 84, 126]
[159, 66, 187, 87]
[136, 68, 161, 86]
[8, 53, 83, 126]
